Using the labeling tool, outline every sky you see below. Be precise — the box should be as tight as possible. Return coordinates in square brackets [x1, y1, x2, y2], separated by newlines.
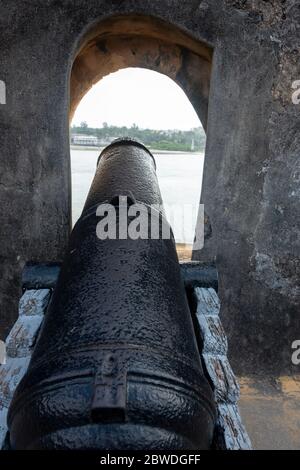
[72, 68, 201, 130]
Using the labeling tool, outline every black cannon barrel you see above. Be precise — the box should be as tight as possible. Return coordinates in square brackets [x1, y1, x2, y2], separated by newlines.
[8, 139, 216, 450]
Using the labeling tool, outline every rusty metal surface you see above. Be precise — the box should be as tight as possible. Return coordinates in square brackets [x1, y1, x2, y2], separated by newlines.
[8, 140, 216, 450]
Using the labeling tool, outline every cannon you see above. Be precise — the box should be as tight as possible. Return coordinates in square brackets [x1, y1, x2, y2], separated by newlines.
[8, 139, 216, 450]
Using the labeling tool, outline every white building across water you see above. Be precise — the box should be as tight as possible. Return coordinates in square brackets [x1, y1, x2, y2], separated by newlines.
[71, 134, 99, 146]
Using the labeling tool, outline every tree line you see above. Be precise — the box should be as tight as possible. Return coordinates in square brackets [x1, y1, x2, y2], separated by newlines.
[71, 122, 206, 152]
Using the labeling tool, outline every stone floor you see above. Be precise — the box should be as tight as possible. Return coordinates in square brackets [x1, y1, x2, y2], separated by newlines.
[238, 375, 300, 450]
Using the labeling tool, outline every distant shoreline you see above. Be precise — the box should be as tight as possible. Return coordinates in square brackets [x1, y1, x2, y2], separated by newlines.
[70, 145, 203, 155]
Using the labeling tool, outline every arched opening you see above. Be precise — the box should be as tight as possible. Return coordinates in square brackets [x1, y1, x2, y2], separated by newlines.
[70, 68, 206, 259]
[69, 15, 213, 259]
[70, 15, 213, 128]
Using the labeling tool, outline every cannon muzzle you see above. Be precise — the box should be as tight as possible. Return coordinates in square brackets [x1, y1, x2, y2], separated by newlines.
[8, 139, 216, 450]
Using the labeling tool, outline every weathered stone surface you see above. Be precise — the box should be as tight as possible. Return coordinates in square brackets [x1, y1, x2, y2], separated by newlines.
[0, 287, 51, 450]
[195, 287, 251, 448]
[192, 0, 300, 374]
[0, 0, 298, 375]
[195, 287, 220, 316]
[197, 314, 228, 355]
[19, 289, 51, 317]
[0, 357, 30, 409]
[215, 403, 252, 450]
[203, 353, 240, 404]
[70, 24, 212, 129]
[5, 315, 43, 358]
[0, 407, 8, 449]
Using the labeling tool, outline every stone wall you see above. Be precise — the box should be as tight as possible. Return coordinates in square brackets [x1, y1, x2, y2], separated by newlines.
[0, 0, 299, 374]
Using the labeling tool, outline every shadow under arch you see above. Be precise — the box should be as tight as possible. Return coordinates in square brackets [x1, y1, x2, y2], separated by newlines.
[70, 15, 213, 130]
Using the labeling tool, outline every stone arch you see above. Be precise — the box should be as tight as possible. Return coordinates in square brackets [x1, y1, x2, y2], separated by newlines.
[69, 15, 213, 130]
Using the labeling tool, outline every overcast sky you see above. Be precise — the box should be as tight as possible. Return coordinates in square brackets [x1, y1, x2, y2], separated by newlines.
[72, 68, 201, 130]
